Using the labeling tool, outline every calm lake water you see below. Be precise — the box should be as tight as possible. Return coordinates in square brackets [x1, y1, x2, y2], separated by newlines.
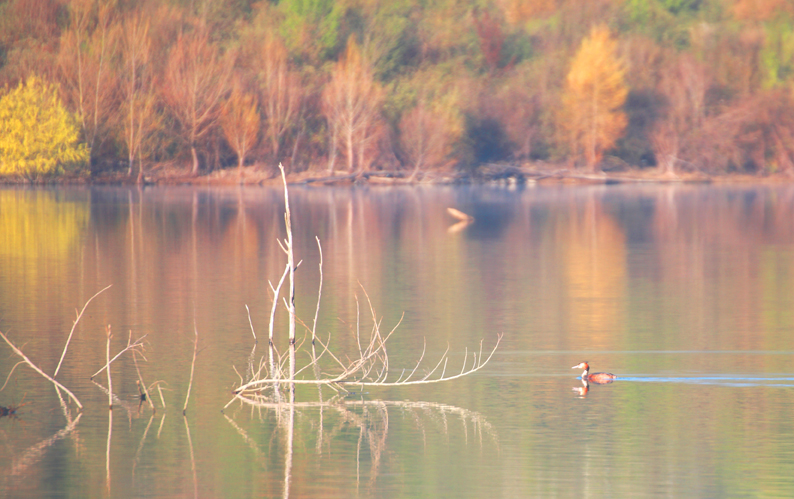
[2, 182, 794, 498]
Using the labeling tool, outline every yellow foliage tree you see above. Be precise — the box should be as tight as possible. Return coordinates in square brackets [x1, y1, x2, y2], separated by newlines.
[562, 26, 628, 170]
[0, 76, 89, 179]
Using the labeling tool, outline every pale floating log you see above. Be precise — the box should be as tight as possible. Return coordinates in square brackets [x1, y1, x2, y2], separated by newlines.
[446, 207, 474, 222]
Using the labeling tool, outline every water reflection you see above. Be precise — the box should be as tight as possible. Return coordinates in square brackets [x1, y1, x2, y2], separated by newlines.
[225, 397, 497, 496]
[573, 378, 590, 398]
[4, 184, 794, 497]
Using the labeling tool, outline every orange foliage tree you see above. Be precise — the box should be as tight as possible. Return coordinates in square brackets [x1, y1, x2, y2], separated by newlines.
[561, 25, 628, 170]
[221, 79, 260, 178]
[322, 36, 383, 173]
[162, 28, 232, 175]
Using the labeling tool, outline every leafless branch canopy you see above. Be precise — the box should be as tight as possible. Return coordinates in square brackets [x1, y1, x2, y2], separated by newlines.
[225, 163, 502, 409]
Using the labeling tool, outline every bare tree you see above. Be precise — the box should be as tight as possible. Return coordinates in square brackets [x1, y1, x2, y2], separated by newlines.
[652, 54, 710, 175]
[399, 101, 459, 179]
[57, 0, 119, 168]
[225, 164, 502, 409]
[162, 28, 232, 175]
[119, 12, 157, 182]
[221, 77, 260, 179]
[260, 35, 301, 165]
[322, 36, 384, 173]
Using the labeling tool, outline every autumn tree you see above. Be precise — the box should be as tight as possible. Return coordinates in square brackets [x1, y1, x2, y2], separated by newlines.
[0, 0, 62, 84]
[497, 0, 557, 25]
[259, 35, 301, 164]
[473, 9, 506, 73]
[651, 54, 709, 175]
[57, 0, 119, 169]
[398, 76, 463, 177]
[322, 36, 384, 173]
[0, 76, 89, 179]
[561, 25, 628, 170]
[119, 12, 158, 181]
[162, 28, 232, 175]
[221, 78, 260, 179]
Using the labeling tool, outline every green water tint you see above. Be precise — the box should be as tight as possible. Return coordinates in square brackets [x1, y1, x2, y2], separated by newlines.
[3, 184, 794, 497]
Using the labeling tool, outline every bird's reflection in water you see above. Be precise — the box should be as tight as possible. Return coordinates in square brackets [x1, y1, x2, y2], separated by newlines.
[572, 378, 589, 398]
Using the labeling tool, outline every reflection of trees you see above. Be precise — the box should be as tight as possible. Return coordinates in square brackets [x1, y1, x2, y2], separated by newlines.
[0, 190, 88, 327]
[225, 397, 497, 496]
[560, 191, 627, 347]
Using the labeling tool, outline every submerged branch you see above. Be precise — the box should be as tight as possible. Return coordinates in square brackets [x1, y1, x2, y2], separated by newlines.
[0, 330, 83, 409]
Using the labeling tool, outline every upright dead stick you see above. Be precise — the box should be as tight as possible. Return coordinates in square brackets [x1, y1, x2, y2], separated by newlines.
[278, 163, 297, 386]
[0, 330, 82, 409]
[133, 351, 154, 412]
[55, 284, 112, 378]
[312, 236, 323, 345]
[106, 325, 113, 409]
[269, 263, 290, 378]
[183, 325, 199, 415]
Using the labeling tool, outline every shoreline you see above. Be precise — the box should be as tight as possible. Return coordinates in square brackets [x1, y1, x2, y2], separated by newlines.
[2, 162, 792, 187]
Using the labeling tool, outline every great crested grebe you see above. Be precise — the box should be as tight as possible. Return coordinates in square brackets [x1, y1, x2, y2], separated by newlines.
[572, 362, 617, 384]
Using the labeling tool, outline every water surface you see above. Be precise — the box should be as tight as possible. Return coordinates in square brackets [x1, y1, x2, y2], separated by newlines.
[2, 183, 794, 498]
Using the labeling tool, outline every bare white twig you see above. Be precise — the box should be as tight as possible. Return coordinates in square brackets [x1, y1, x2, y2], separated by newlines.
[106, 325, 113, 409]
[183, 325, 199, 415]
[245, 304, 257, 342]
[90, 333, 148, 380]
[312, 237, 323, 344]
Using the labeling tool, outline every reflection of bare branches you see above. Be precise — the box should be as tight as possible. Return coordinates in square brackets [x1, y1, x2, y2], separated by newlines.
[91, 380, 137, 421]
[225, 397, 498, 491]
[184, 416, 197, 499]
[106, 406, 112, 494]
[132, 413, 155, 483]
[8, 413, 82, 479]
[283, 403, 294, 499]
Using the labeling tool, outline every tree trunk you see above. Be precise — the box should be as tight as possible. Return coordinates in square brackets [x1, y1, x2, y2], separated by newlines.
[136, 158, 143, 185]
[191, 146, 199, 175]
[327, 123, 337, 175]
[346, 127, 354, 172]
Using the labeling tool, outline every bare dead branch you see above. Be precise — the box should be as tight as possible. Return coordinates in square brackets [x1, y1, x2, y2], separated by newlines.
[90, 333, 148, 380]
[183, 325, 199, 415]
[55, 284, 112, 377]
[0, 330, 82, 409]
